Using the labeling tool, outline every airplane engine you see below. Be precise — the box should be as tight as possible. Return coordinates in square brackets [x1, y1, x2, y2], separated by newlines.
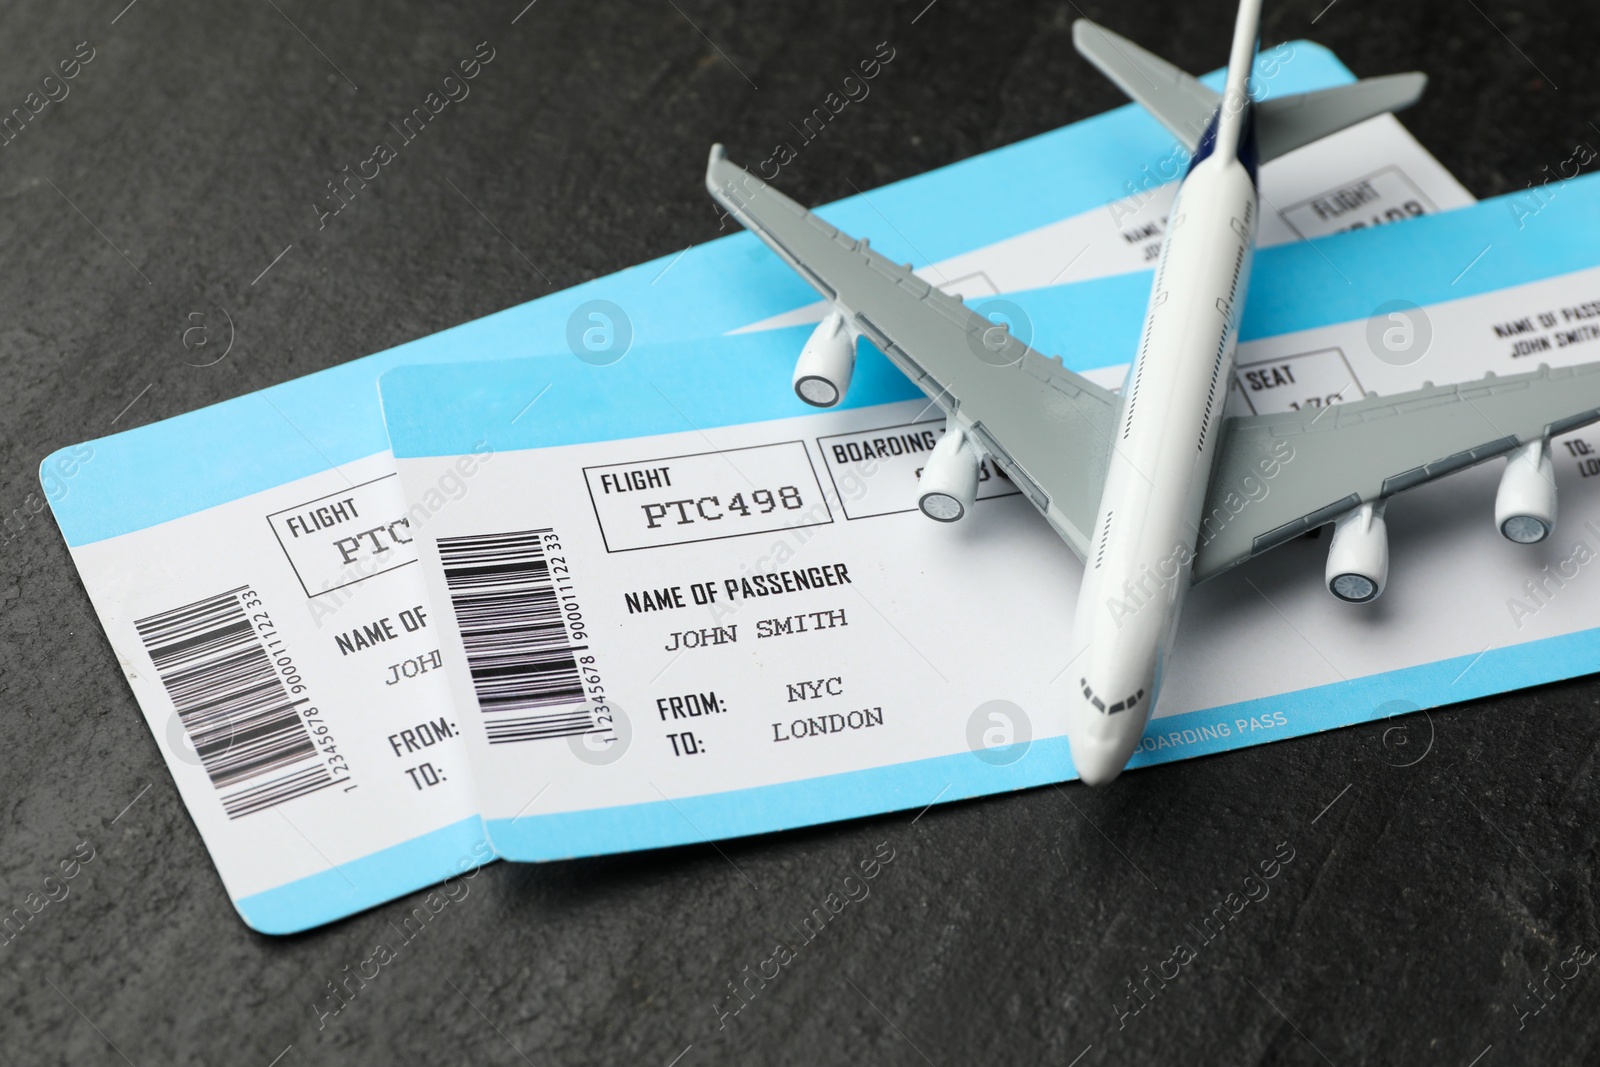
[1325, 502, 1388, 603]
[1495, 438, 1556, 544]
[918, 426, 981, 522]
[792, 310, 856, 407]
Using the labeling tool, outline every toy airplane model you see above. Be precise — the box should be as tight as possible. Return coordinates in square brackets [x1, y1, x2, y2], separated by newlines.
[706, 0, 1600, 784]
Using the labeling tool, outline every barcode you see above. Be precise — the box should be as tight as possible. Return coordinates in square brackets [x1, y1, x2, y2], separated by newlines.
[436, 529, 595, 745]
[135, 587, 336, 819]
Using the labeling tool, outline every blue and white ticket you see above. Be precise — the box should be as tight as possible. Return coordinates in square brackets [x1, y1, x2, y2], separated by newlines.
[380, 175, 1600, 862]
[40, 43, 1469, 931]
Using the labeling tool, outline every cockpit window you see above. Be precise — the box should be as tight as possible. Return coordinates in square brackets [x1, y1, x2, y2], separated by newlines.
[1082, 679, 1146, 715]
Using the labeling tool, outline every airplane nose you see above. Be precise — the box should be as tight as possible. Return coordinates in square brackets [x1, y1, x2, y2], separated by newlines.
[1066, 693, 1148, 786]
[1069, 732, 1132, 786]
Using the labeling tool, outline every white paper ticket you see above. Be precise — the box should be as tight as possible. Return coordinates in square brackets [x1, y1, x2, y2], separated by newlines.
[380, 177, 1600, 859]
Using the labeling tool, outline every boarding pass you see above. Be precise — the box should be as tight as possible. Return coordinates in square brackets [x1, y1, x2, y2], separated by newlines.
[41, 43, 1468, 931]
[380, 174, 1600, 860]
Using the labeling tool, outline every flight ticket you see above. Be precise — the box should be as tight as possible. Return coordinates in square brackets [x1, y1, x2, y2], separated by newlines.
[40, 43, 1472, 931]
[380, 174, 1600, 861]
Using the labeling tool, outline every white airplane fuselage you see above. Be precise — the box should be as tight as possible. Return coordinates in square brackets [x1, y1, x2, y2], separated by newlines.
[714, 0, 1448, 787]
[1066, 134, 1260, 784]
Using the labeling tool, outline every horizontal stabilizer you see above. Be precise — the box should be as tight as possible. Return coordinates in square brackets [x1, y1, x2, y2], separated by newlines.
[1256, 73, 1427, 163]
[1072, 19, 1218, 152]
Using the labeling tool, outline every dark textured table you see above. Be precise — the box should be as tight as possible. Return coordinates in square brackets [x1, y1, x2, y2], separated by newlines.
[4, 1, 1600, 1063]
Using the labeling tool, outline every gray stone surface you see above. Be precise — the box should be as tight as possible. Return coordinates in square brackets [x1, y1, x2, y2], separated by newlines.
[3, 0, 1599, 1063]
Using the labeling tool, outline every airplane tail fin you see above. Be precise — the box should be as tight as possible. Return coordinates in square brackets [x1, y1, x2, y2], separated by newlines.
[1072, 19, 1427, 164]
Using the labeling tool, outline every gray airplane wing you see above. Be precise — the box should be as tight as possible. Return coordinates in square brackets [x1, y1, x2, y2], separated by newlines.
[1192, 365, 1600, 582]
[706, 146, 1121, 561]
